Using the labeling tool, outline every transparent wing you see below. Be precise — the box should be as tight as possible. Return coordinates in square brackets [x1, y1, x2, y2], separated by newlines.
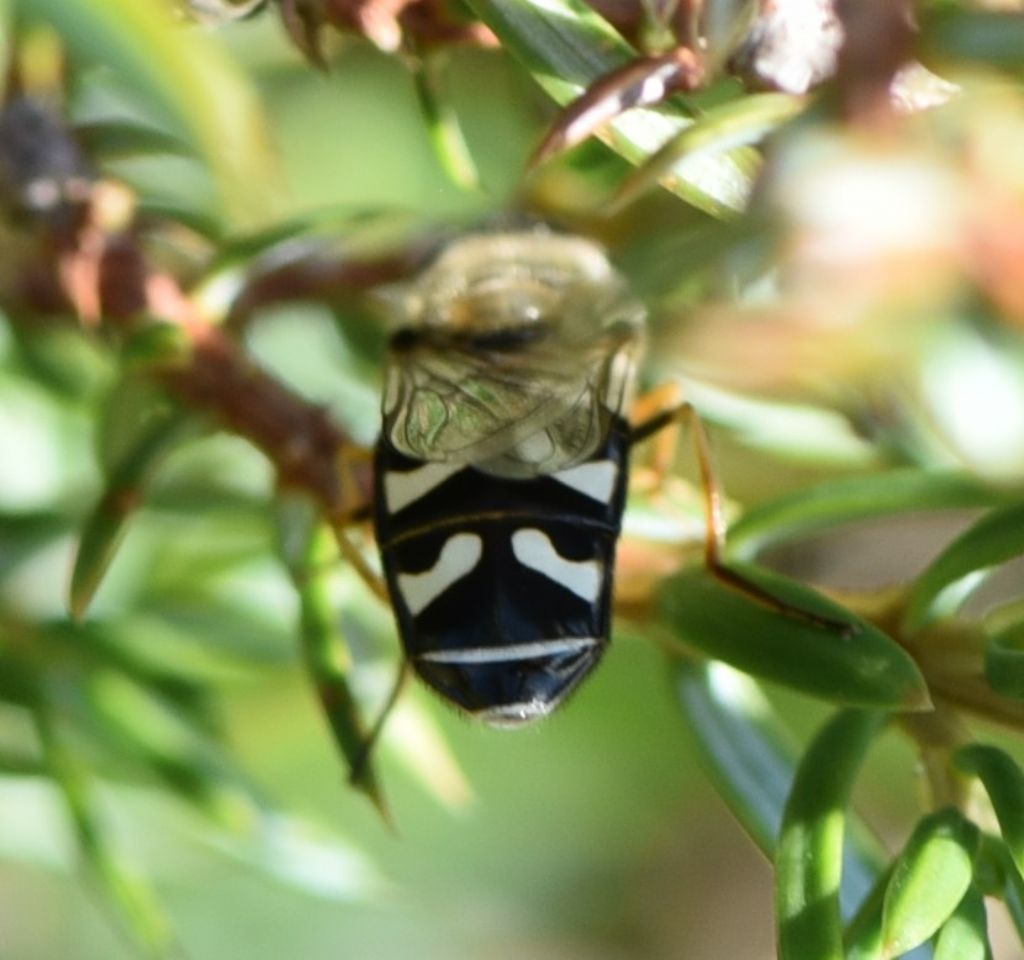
[381, 325, 641, 478]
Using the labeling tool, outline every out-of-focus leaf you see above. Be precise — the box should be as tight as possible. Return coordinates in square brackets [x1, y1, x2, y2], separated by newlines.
[658, 564, 930, 710]
[210, 813, 385, 901]
[83, 668, 258, 828]
[844, 864, 893, 960]
[412, 51, 480, 191]
[70, 405, 194, 619]
[36, 707, 178, 958]
[124, 599, 292, 669]
[194, 206, 421, 322]
[75, 117, 192, 162]
[7, 322, 114, 400]
[530, 49, 704, 167]
[0, 509, 74, 579]
[844, 867, 938, 960]
[0, 654, 40, 707]
[955, 744, 1024, 879]
[120, 324, 191, 369]
[920, 8, 1024, 74]
[1001, 842, 1024, 942]
[38, 618, 220, 723]
[613, 93, 805, 210]
[882, 808, 980, 958]
[726, 470, 1006, 561]
[776, 710, 884, 960]
[675, 661, 884, 917]
[903, 504, 1024, 633]
[934, 887, 989, 960]
[985, 620, 1024, 701]
[276, 497, 385, 814]
[463, 0, 757, 215]
[679, 378, 878, 466]
[18, 0, 275, 229]
[179, 0, 268, 24]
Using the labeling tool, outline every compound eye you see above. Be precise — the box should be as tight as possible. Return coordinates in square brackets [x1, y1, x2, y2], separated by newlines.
[388, 326, 422, 352]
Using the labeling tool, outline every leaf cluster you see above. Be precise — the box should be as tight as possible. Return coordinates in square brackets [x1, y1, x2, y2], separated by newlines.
[2, 0, 1024, 956]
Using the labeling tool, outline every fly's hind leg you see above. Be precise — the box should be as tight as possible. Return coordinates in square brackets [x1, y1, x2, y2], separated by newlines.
[630, 383, 854, 635]
[328, 443, 409, 796]
[330, 443, 389, 604]
[348, 659, 411, 807]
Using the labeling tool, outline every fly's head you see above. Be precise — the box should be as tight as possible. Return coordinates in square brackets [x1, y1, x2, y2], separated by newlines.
[387, 230, 641, 350]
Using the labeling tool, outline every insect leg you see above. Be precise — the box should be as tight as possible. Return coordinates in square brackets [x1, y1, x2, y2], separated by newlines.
[349, 659, 411, 793]
[330, 444, 390, 603]
[630, 386, 854, 634]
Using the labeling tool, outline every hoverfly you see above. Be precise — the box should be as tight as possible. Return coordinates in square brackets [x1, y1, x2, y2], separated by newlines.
[370, 230, 685, 726]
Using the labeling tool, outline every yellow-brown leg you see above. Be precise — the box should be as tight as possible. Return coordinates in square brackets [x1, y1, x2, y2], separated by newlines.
[328, 443, 409, 787]
[329, 443, 390, 604]
[348, 659, 412, 797]
[631, 383, 853, 634]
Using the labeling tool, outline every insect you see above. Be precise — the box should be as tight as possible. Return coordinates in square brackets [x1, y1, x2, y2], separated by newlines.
[367, 229, 736, 729]
[340, 228, 846, 781]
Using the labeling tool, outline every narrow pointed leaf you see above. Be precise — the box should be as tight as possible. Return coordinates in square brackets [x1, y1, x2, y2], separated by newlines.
[36, 708, 178, 958]
[955, 744, 1024, 879]
[776, 710, 885, 960]
[463, 0, 757, 215]
[844, 865, 893, 960]
[412, 52, 480, 191]
[882, 808, 980, 958]
[675, 661, 884, 916]
[658, 564, 930, 710]
[530, 49, 703, 166]
[70, 409, 192, 619]
[613, 92, 805, 210]
[84, 668, 257, 828]
[0, 510, 74, 579]
[1002, 843, 1024, 942]
[985, 620, 1024, 700]
[276, 498, 386, 815]
[727, 470, 1006, 561]
[904, 504, 1024, 633]
[934, 887, 989, 960]
[844, 868, 938, 960]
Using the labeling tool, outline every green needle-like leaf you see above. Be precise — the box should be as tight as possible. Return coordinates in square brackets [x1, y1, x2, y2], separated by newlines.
[985, 620, 1024, 701]
[776, 709, 885, 960]
[412, 51, 481, 192]
[726, 470, 1006, 562]
[70, 408, 193, 619]
[658, 564, 930, 710]
[904, 504, 1024, 633]
[934, 887, 990, 960]
[675, 661, 884, 916]
[955, 744, 1024, 879]
[612, 92, 805, 210]
[276, 498, 386, 816]
[36, 707, 179, 958]
[463, 0, 756, 215]
[882, 808, 980, 958]
[84, 668, 257, 828]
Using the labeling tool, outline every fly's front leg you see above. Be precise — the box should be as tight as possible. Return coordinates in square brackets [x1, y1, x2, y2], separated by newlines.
[630, 383, 853, 635]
